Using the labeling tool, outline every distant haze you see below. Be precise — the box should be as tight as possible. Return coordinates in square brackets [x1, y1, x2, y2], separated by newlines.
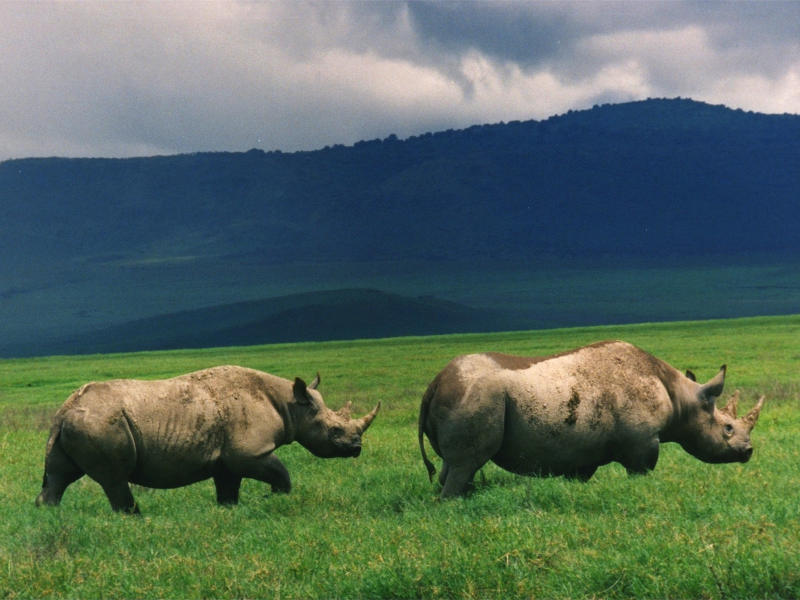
[1, 0, 799, 161]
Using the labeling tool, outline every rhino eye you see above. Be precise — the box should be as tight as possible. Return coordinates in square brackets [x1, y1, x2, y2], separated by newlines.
[723, 423, 734, 436]
[331, 426, 345, 439]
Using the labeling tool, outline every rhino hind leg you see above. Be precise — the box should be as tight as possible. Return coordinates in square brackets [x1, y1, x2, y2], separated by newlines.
[440, 463, 480, 498]
[436, 433, 502, 498]
[438, 461, 450, 487]
[35, 437, 85, 507]
[437, 410, 503, 498]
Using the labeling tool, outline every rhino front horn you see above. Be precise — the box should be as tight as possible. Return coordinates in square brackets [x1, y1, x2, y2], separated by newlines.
[356, 402, 381, 434]
[743, 396, 765, 432]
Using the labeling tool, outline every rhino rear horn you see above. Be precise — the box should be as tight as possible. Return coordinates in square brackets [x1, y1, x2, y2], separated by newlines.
[337, 400, 353, 419]
[743, 396, 765, 432]
[355, 402, 381, 434]
[722, 390, 740, 418]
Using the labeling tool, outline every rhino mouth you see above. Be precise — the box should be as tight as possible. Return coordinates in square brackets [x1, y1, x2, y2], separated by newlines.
[740, 446, 753, 462]
[349, 445, 362, 457]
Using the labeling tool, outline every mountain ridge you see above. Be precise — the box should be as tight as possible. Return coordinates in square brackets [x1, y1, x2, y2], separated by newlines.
[3, 97, 798, 265]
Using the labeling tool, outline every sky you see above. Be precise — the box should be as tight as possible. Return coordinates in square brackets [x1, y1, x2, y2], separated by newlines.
[1, 0, 799, 161]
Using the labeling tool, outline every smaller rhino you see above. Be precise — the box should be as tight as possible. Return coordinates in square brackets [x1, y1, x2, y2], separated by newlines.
[36, 366, 379, 513]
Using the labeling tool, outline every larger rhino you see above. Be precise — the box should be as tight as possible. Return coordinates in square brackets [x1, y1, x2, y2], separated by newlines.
[419, 340, 764, 498]
[36, 365, 379, 513]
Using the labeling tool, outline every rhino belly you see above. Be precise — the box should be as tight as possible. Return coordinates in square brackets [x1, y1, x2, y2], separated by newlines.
[492, 412, 612, 477]
[129, 454, 218, 488]
[492, 442, 608, 477]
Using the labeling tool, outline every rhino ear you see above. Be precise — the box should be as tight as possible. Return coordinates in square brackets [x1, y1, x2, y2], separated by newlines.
[685, 370, 697, 382]
[697, 365, 726, 409]
[293, 377, 316, 407]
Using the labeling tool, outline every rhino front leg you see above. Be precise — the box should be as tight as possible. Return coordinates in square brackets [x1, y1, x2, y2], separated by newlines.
[100, 480, 139, 514]
[213, 467, 243, 505]
[259, 454, 291, 494]
[228, 453, 292, 496]
[620, 438, 660, 476]
[565, 464, 599, 482]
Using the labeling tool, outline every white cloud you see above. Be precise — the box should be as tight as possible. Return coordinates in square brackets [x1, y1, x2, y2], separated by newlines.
[0, 0, 798, 161]
[581, 25, 716, 92]
[705, 65, 800, 115]
[448, 52, 651, 125]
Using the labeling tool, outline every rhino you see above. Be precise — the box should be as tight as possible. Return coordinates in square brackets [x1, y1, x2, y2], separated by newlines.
[36, 365, 379, 513]
[419, 340, 764, 498]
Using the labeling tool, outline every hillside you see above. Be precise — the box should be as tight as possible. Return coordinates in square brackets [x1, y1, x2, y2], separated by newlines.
[1, 98, 799, 356]
[48, 289, 517, 355]
[2, 98, 798, 265]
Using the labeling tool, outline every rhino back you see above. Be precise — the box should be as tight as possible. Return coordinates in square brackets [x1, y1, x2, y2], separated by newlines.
[473, 342, 676, 475]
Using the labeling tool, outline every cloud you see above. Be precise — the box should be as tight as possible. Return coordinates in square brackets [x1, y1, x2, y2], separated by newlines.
[706, 66, 800, 114]
[579, 25, 713, 93]
[0, 0, 798, 161]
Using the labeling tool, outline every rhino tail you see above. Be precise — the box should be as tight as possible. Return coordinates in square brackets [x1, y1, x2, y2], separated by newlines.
[419, 377, 439, 482]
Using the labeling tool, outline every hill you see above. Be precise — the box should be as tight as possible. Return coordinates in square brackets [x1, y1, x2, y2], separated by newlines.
[1, 98, 798, 356]
[2, 98, 799, 265]
[48, 289, 517, 355]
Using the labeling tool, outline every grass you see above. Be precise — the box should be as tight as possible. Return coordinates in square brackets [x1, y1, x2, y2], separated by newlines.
[1, 314, 799, 598]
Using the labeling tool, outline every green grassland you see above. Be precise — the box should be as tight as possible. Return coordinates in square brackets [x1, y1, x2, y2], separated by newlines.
[1, 315, 799, 598]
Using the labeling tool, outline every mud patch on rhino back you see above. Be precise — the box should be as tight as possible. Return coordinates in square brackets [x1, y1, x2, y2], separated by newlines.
[564, 389, 581, 426]
[485, 352, 540, 370]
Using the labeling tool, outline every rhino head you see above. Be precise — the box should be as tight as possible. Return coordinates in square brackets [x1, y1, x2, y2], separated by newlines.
[676, 366, 765, 463]
[292, 374, 380, 458]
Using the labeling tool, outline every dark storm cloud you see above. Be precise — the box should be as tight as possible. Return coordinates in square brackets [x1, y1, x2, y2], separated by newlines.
[407, 2, 579, 68]
[406, 0, 800, 85]
[0, 1, 797, 161]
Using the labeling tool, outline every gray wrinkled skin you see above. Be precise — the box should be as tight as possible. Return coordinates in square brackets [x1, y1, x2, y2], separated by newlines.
[36, 366, 379, 513]
[419, 341, 764, 498]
